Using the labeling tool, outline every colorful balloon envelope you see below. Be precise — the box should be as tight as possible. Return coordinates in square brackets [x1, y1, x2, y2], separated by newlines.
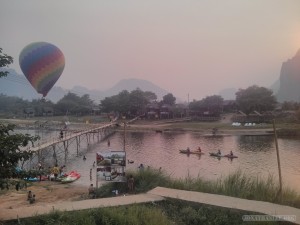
[19, 42, 65, 97]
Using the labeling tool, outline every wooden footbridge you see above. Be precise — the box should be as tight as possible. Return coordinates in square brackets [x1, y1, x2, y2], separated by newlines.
[26, 122, 117, 168]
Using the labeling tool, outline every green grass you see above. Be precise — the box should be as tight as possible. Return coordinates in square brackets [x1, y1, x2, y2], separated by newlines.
[96, 169, 300, 209]
[4, 169, 298, 225]
[4, 199, 294, 225]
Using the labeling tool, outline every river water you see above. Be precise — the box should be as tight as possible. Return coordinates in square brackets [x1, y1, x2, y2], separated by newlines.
[20, 129, 300, 192]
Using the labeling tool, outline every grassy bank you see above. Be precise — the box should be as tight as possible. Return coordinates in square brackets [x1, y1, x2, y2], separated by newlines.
[96, 169, 300, 209]
[3, 169, 298, 225]
[4, 199, 294, 225]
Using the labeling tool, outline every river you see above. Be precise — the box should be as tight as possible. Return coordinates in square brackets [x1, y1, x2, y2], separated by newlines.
[20, 129, 300, 192]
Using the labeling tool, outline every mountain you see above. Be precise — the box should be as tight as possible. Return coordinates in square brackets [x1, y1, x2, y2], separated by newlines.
[0, 69, 169, 103]
[0, 68, 67, 102]
[103, 78, 169, 100]
[277, 49, 300, 102]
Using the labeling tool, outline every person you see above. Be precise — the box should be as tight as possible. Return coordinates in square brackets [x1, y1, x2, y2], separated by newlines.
[83, 155, 86, 161]
[88, 184, 96, 199]
[38, 161, 42, 170]
[90, 168, 92, 181]
[187, 147, 190, 153]
[127, 175, 135, 194]
[52, 164, 60, 180]
[197, 147, 202, 152]
[29, 194, 35, 204]
[217, 149, 221, 155]
[27, 190, 33, 201]
[138, 163, 144, 171]
[93, 161, 96, 167]
[15, 182, 20, 191]
[229, 150, 233, 156]
[60, 165, 65, 176]
[107, 139, 110, 147]
[60, 130, 63, 139]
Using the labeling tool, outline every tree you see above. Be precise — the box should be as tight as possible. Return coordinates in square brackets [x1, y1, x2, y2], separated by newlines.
[0, 48, 14, 78]
[55, 92, 95, 115]
[162, 93, 176, 105]
[189, 95, 223, 116]
[0, 123, 39, 188]
[100, 89, 156, 117]
[235, 85, 277, 115]
[129, 89, 149, 115]
[143, 91, 157, 102]
[0, 49, 40, 188]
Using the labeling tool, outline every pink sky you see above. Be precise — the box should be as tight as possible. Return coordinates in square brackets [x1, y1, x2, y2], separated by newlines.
[1, 0, 300, 100]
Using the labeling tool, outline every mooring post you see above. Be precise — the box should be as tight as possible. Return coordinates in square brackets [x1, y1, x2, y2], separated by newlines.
[273, 119, 282, 202]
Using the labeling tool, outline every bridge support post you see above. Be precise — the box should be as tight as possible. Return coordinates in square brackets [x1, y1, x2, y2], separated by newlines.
[76, 136, 80, 156]
[52, 145, 57, 165]
[64, 141, 69, 164]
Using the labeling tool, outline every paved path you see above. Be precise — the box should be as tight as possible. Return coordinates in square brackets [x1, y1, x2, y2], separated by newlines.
[149, 187, 300, 224]
[0, 193, 164, 221]
[1, 187, 300, 224]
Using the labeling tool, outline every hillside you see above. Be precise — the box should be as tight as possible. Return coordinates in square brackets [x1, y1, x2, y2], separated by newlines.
[0, 69, 169, 102]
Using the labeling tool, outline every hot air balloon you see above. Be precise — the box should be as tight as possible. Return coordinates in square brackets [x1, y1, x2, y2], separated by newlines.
[19, 42, 65, 97]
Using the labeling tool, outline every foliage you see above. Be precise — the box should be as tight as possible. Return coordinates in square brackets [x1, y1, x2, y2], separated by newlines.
[162, 93, 176, 105]
[5, 200, 286, 225]
[0, 94, 30, 115]
[235, 85, 277, 115]
[96, 168, 300, 209]
[95, 168, 170, 198]
[0, 47, 14, 78]
[0, 123, 39, 188]
[55, 92, 96, 115]
[189, 95, 224, 115]
[282, 101, 300, 111]
[100, 88, 157, 117]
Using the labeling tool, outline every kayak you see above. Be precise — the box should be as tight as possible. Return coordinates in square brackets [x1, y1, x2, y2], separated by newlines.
[223, 154, 238, 158]
[61, 171, 81, 183]
[179, 149, 204, 155]
[209, 153, 238, 158]
[209, 152, 222, 157]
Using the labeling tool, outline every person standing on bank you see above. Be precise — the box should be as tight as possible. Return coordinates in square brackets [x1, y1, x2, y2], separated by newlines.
[128, 175, 135, 194]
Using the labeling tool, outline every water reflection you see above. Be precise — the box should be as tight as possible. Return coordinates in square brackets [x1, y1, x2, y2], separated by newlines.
[237, 135, 274, 152]
[18, 129, 300, 192]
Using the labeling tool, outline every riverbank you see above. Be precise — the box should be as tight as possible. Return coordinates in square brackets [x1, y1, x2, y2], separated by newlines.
[0, 181, 87, 218]
[1, 117, 300, 137]
[2, 169, 299, 224]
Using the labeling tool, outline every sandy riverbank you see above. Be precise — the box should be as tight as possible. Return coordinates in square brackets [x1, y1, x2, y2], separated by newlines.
[0, 181, 87, 220]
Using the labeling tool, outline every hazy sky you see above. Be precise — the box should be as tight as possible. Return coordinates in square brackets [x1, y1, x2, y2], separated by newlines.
[1, 0, 300, 100]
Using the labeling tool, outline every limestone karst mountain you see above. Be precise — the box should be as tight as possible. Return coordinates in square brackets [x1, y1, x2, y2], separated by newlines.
[277, 49, 300, 102]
